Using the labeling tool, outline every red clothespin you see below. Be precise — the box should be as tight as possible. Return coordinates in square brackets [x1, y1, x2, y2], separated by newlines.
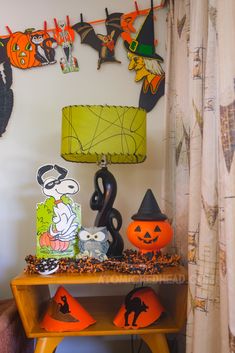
[134, 1, 139, 14]
[66, 15, 70, 28]
[44, 21, 48, 34]
[5, 26, 12, 35]
[54, 18, 59, 30]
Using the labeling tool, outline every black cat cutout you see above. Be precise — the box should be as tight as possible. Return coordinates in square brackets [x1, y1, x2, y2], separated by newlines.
[59, 295, 71, 314]
[72, 11, 123, 69]
[124, 287, 149, 327]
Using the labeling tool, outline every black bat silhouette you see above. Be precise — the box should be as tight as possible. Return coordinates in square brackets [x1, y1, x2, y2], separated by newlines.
[72, 12, 123, 69]
[0, 37, 14, 137]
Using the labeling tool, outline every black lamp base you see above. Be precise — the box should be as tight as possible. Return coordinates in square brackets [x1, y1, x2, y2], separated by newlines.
[90, 166, 124, 257]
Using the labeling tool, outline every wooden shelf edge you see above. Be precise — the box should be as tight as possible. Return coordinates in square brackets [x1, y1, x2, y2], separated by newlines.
[11, 266, 188, 286]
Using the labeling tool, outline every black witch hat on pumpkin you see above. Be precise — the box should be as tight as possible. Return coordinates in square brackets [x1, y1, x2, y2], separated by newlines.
[124, 0, 163, 62]
[131, 189, 167, 221]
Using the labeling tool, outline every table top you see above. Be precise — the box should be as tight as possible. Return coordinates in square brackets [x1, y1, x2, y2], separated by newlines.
[11, 265, 187, 286]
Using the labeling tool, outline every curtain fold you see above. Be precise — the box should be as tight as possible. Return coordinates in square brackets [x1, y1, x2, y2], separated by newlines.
[163, 0, 235, 352]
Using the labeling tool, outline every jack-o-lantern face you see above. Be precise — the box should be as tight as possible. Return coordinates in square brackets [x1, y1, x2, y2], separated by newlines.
[127, 220, 173, 253]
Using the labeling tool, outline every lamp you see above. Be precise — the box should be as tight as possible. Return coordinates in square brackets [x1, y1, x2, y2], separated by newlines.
[61, 105, 147, 257]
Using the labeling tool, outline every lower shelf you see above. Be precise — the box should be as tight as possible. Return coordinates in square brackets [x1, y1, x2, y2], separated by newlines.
[30, 295, 179, 338]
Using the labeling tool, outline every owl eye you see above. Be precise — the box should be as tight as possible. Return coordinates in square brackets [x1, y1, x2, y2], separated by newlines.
[79, 230, 91, 241]
[93, 231, 105, 241]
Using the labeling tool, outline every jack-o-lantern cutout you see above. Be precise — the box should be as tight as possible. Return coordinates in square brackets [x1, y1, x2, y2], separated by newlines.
[7, 30, 38, 69]
[127, 189, 173, 253]
[6, 29, 54, 69]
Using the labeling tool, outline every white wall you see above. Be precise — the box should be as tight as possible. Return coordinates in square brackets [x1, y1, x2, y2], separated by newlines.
[0, 0, 166, 351]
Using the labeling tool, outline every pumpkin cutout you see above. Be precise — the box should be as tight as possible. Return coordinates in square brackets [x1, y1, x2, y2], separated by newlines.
[6, 29, 54, 69]
[126, 189, 173, 253]
[127, 219, 173, 253]
[39, 232, 70, 252]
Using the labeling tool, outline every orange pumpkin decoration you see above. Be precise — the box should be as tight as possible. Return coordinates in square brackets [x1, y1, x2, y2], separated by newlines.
[127, 219, 173, 253]
[6, 29, 50, 69]
[127, 189, 173, 254]
[39, 232, 70, 252]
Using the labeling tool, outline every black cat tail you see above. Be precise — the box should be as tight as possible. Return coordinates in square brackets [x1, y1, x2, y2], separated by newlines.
[0, 86, 13, 136]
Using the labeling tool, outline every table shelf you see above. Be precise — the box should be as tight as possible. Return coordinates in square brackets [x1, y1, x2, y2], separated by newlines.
[11, 266, 188, 353]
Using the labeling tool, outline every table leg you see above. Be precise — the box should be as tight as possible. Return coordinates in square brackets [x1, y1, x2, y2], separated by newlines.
[140, 333, 170, 353]
[34, 337, 64, 353]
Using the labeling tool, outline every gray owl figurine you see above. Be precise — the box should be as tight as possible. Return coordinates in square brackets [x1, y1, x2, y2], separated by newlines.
[77, 227, 110, 261]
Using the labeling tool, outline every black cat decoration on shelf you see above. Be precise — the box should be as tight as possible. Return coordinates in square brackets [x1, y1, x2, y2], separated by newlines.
[59, 295, 71, 315]
[113, 286, 164, 329]
[124, 287, 149, 327]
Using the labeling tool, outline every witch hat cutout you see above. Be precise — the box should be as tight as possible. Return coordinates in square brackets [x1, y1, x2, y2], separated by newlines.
[124, 1, 163, 62]
[132, 189, 167, 221]
[40, 286, 96, 332]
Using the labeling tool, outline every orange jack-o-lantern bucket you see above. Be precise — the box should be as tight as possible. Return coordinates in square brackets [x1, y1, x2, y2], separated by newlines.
[40, 286, 96, 332]
[113, 286, 164, 329]
[127, 189, 173, 253]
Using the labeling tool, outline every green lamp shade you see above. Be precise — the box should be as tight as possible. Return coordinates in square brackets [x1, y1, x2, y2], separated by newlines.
[61, 105, 147, 164]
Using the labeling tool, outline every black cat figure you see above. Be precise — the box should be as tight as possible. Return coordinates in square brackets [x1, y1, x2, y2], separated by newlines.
[59, 295, 71, 314]
[124, 287, 149, 327]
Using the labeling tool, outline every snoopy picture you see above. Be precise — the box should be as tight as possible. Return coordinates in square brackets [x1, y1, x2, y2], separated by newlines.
[36, 164, 81, 259]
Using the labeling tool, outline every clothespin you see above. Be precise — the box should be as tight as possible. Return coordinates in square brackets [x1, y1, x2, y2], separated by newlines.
[54, 18, 59, 30]
[66, 15, 70, 28]
[134, 1, 139, 14]
[5, 26, 12, 35]
[44, 21, 47, 34]
[105, 8, 109, 20]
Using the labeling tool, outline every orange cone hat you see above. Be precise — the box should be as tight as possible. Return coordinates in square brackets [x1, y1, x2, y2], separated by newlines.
[40, 286, 96, 332]
[113, 286, 164, 329]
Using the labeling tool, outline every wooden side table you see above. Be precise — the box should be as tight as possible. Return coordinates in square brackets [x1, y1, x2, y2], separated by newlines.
[11, 266, 187, 353]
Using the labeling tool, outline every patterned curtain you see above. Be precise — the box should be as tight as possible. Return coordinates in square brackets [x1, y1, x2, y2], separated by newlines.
[163, 0, 235, 352]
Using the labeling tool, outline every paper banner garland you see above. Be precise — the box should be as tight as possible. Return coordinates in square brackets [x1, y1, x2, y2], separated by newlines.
[36, 164, 81, 259]
[72, 11, 123, 70]
[124, 1, 165, 112]
[0, 3, 166, 136]
[53, 18, 79, 74]
[0, 38, 14, 136]
[41, 286, 96, 332]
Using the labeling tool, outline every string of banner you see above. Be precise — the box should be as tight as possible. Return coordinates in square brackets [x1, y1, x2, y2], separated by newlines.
[0, 0, 166, 136]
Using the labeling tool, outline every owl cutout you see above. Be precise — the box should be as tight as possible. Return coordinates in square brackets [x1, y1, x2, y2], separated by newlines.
[77, 227, 109, 261]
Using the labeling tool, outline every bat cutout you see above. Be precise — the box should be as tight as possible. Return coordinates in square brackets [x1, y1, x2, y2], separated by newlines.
[73, 11, 123, 69]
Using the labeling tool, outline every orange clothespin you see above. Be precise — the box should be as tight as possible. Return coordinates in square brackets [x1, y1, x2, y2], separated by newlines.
[5, 26, 12, 35]
[66, 15, 70, 28]
[44, 21, 48, 33]
[134, 1, 139, 14]
[54, 18, 59, 30]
